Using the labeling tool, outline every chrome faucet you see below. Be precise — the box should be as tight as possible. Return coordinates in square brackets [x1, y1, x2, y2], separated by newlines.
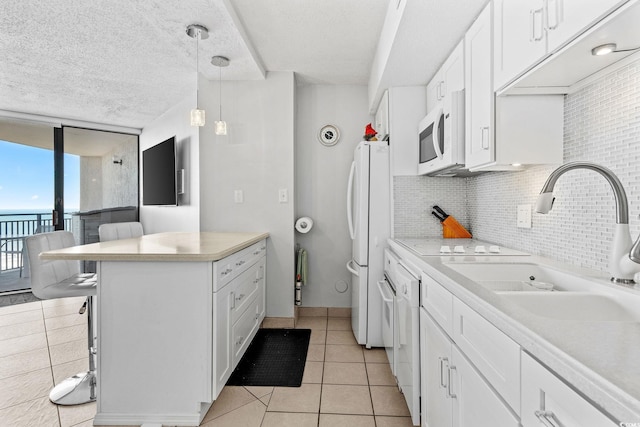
[535, 161, 640, 285]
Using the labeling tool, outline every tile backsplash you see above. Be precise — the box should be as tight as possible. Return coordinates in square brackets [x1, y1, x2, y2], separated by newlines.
[395, 58, 640, 275]
[394, 175, 468, 239]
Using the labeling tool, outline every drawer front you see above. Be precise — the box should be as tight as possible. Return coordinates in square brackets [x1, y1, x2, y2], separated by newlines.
[232, 298, 261, 365]
[213, 239, 267, 291]
[521, 353, 617, 427]
[421, 272, 454, 336]
[231, 259, 265, 324]
[453, 297, 520, 414]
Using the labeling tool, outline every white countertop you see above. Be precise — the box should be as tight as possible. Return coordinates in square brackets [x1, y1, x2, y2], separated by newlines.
[40, 232, 269, 262]
[388, 238, 640, 423]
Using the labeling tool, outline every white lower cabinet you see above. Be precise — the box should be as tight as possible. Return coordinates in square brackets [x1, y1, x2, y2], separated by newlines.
[521, 353, 617, 427]
[420, 309, 519, 427]
[212, 243, 266, 397]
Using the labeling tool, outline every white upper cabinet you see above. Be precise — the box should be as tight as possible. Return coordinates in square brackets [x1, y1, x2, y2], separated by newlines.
[493, 0, 547, 90]
[426, 41, 465, 114]
[374, 90, 389, 140]
[464, 4, 494, 169]
[465, 2, 564, 171]
[545, 0, 626, 52]
[494, 0, 629, 90]
[383, 87, 427, 176]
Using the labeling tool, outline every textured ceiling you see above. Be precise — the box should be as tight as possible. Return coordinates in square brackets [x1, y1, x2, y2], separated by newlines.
[0, 0, 479, 131]
[0, 0, 264, 130]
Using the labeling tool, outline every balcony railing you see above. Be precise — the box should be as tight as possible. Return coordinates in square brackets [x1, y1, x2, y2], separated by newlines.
[0, 213, 72, 273]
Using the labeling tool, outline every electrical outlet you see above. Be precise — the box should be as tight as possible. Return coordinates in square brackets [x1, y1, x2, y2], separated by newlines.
[279, 189, 288, 203]
[517, 204, 532, 228]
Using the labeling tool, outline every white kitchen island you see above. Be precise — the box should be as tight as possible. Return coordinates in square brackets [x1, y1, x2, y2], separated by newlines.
[40, 231, 269, 426]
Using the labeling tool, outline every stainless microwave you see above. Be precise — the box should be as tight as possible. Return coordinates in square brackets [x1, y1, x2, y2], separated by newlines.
[418, 90, 465, 176]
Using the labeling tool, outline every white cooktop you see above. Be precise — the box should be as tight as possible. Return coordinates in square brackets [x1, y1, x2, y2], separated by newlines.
[395, 238, 530, 257]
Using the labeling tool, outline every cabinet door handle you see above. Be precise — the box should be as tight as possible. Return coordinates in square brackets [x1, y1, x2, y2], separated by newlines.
[534, 410, 561, 427]
[481, 127, 490, 150]
[230, 292, 236, 309]
[546, 0, 559, 30]
[438, 357, 449, 389]
[530, 8, 544, 41]
[437, 81, 445, 100]
[447, 365, 457, 399]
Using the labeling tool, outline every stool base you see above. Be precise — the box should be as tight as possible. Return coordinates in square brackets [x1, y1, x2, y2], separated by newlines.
[49, 371, 96, 405]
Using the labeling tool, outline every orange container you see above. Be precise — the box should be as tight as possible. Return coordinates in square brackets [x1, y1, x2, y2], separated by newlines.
[442, 216, 472, 238]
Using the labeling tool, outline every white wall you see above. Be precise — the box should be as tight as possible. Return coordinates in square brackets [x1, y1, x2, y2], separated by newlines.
[199, 72, 296, 318]
[295, 85, 372, 307]
[139, 95, 200, 234]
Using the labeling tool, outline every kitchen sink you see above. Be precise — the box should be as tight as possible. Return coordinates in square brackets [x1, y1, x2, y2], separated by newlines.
[442, 262, 582, 292]
[499, 292, 640, 322]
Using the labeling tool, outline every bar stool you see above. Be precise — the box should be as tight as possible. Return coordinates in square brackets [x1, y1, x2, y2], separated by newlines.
[25, 231, 98, 405]
[98, 221, 144, 242]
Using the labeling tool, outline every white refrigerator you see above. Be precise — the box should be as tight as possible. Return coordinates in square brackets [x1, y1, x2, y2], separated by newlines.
[346, 141, 390, 348]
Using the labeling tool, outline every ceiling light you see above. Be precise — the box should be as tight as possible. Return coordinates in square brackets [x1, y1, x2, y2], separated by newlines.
[211, 55, 230, 135]
[186, 24, 209, 127]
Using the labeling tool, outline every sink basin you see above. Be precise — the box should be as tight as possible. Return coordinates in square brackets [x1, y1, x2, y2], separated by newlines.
[443, 262, 577, 292]
[500, 292, 640, 322]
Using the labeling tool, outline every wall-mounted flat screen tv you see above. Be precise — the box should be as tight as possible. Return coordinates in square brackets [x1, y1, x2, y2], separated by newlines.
[142, 136, 177, 206]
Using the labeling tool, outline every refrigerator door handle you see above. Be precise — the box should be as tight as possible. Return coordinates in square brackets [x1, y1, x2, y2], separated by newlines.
[346, 160, 356, 240]
[346, 259, 359, 276]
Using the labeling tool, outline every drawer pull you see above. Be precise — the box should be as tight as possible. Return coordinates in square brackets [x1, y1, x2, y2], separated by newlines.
[534, 410, 560, 427]
[236, 336, 244, 346]
[235, 260, 245, 266]
[447, 366, 457, 399]
[236, 293, 245, 302]
[253, 278, 260, 284]
[221, 268, 233, 276]
[253, 250, 261, 255]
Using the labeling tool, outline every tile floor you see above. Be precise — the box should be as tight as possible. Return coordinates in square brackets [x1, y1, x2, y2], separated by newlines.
[0, 300, 413, 426]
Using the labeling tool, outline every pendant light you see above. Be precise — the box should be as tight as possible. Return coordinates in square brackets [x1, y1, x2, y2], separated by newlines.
[211, 55, 230, 135]
[186, 24, 209, 127]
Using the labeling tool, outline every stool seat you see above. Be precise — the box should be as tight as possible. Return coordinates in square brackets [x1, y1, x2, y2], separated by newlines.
[26, 231, 98, 405]
[38, 273, 97, 299]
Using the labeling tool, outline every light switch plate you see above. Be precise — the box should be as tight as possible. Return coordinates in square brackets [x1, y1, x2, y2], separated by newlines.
[279, 189, 288, 203]
[517, 204, 532, 228]
[234, 190, 243, 204]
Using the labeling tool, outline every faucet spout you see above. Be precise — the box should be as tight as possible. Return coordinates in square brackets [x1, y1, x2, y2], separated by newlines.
[536, 162, 629, 223]
[536, 162, 639, 285]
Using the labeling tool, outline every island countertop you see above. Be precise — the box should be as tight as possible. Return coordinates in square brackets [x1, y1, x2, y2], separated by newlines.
[39, 231, 269, 262]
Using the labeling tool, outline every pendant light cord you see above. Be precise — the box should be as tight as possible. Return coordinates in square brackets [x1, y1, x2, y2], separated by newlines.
[218, 66, 222, 121]
[195, 33, 199, 108]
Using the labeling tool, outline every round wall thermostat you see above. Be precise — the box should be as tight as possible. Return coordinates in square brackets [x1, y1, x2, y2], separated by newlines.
[318, 124, 340, 146]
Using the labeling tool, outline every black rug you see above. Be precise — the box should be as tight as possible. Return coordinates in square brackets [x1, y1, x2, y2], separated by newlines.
[226, 328, 311, 387]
